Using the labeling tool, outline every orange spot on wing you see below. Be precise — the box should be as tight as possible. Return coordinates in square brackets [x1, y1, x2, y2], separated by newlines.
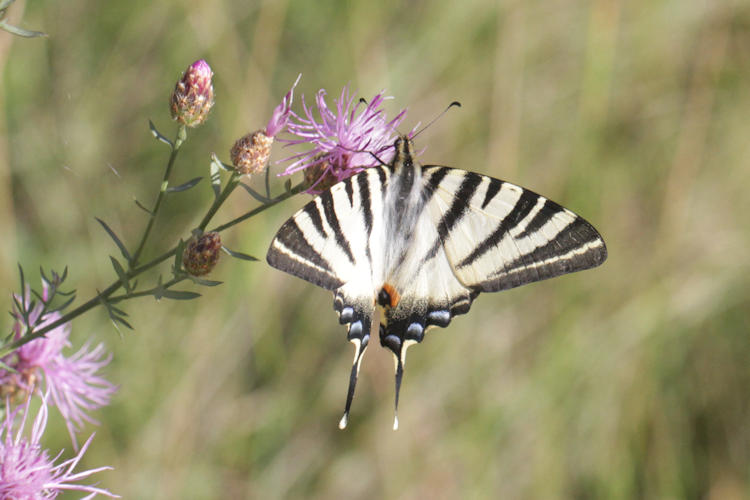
[382, 283, 401, 308]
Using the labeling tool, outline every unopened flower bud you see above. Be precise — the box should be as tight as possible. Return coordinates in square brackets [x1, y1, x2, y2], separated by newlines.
[230, 131, 273, 175]
[170, 59, 214, 127]
[183, 232, 222, 276]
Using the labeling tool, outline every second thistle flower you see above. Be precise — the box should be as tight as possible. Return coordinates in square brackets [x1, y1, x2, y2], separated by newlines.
[170, 59, 215, 127]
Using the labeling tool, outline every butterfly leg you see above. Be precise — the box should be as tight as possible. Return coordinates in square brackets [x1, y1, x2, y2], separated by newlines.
[336, 298, 372, 429]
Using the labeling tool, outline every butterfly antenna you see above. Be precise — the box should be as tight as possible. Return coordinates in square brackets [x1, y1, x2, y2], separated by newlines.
[411, 101, 461, 141]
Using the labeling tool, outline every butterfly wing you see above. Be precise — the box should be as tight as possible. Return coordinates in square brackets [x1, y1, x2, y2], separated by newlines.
[266, 167, 390, 428]
[421, 166, 607, 293]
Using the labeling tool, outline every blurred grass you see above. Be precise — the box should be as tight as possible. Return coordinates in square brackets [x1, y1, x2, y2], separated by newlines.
[2, 0, 750, 498]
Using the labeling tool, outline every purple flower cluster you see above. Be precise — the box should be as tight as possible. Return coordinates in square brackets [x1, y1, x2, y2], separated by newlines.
[1, 285, 118, 496]
[2, 287, 117, 449]
[280, 85, 409, 192]
[0, 394, 118, 498]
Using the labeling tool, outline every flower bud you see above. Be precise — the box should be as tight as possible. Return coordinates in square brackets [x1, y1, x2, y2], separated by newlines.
[230, 130, 273, 175]
[183, 232, 222, 276]
[170, 59, 215, 127]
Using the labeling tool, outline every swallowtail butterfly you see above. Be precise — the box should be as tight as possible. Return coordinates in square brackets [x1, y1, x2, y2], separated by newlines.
[267, 136, 607, 429]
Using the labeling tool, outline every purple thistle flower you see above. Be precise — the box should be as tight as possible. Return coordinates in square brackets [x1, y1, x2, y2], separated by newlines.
[0, 394, 119, 498]
[281, 86, 409, 192]
[1, 287, 117, 450]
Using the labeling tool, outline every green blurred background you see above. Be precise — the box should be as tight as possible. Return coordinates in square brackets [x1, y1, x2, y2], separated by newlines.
[2, 0, 750, 498]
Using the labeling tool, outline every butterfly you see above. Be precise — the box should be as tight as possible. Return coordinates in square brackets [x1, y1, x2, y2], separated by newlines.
[267, 136, 607, 429]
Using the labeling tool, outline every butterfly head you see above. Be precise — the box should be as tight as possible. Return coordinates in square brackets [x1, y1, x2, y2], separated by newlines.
[392, 135, 415, 170]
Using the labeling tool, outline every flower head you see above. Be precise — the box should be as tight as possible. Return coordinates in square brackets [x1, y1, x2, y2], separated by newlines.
[183, 232, 222, 276]
[170, 59, 215, 127]
[0, 394, 119, 498]
[229, 131, 274, 176]
[228, 75, 301, 176]
[281, 86, 408, 193]
[1, 286, 117, 449]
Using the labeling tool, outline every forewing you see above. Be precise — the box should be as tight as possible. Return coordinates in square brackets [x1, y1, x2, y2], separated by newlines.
[422, 166, 607, 293]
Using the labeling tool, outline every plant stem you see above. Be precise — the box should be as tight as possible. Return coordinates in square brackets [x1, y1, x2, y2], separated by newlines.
[197, 172, 241, 232]
[130, 125, 187, 266]
[0, 180, 306, 358]
[210, 181, 305, 233]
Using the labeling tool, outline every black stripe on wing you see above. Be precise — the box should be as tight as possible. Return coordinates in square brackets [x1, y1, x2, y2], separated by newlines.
[266, 215, 345, 290]
[319, 190, 356, 265]
[456, 189, 540, 269]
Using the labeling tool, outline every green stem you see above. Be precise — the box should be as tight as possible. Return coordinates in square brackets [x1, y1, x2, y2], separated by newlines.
[197, 172, 241, 232]
[210, 181, 305, 233]
[0, 180, 306, 358]
[131, 125, 187, 266]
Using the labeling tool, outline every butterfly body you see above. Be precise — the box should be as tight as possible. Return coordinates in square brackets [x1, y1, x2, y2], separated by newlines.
[267, 136, 607, 429]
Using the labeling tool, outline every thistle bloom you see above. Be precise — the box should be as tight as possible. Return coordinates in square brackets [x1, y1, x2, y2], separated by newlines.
[170, 59, 215, 127]
[183, 232, 222, 276]
[281, 86, 408, 192]
[0, 395, 118, 498]
[1, 288, 117, 449]
[230, 74, 300, 175]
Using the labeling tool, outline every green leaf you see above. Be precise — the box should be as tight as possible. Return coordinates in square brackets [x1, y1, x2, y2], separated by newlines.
[95, 217, 132, 262]
[109, 256, 131, 292]
[110, 314, 134, 330]
[149, 120, 173, 147]
[221, 246, 258, 262]
[0, 20, 46, 38]
[159, 289, 201, 301]
[210, 152, 233, 172]
[188, 276, 223, 287]
[49, 293, 76, 314]
[166, 177, 202, 193]
[173, 239, 186, 274]
[284, 178, 292, 194]
[209, 157, 221, 199]
[238, 182, 272, 204]
[17, 263, 25, 296]
[265, 166, 271, 198]
[134, 198, 153, 215]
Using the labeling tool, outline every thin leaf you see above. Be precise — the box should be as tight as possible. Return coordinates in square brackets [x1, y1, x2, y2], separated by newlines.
[57, 288, 76, 297]
[110, 314, 134, 330]
[238, 182, 273, 204]
[109, 256, 131, 292]
[149, 120, 173, 147]
[17, 263, 25, 297]
[188, 276, 223, 287]
[264, 166, 271, 198]
[209, 157, 221, 199]
[166, 177, 202, 193]
[95, 217, 132, 262]
[49, 293, 76, 314]
[210, 152, 233, 172]
[221, 246, 258, 262]
[0, 20, 46, 38]
[134, 198, 154, 215]
[159, 289, 202, 301]
[61, 266, 69, 282]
